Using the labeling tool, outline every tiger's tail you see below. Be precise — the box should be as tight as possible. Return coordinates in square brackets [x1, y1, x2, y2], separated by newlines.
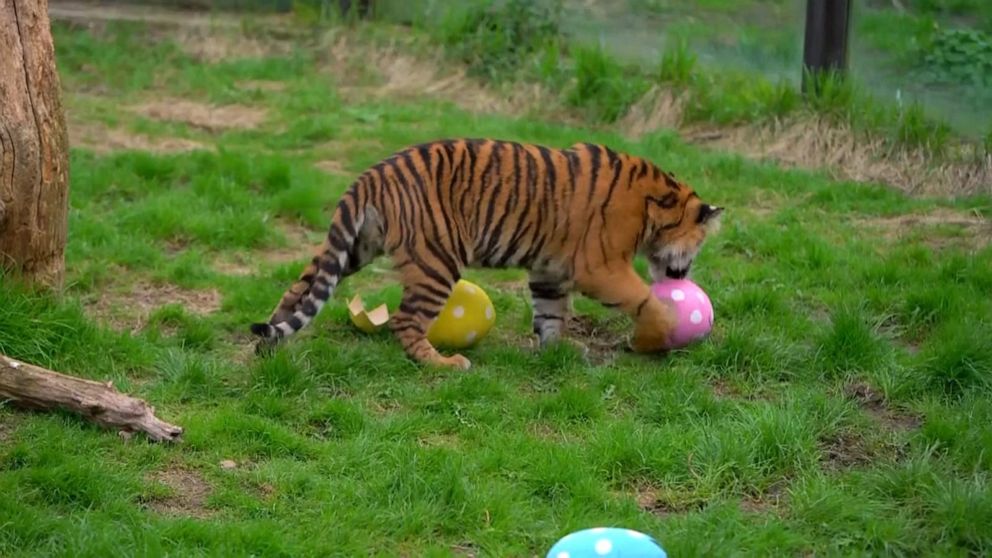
[250, 187, 367, 348]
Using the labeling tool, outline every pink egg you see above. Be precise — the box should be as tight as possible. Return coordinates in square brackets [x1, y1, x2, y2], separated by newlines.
[650, 278, 714, 349]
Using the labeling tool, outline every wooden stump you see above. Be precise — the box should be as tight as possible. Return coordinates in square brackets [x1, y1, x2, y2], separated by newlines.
[0, 0, 70, 288]
[0, 354, 183, 442]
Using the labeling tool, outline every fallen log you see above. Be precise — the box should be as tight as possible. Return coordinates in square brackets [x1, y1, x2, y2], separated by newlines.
[0, 354, 182, 442]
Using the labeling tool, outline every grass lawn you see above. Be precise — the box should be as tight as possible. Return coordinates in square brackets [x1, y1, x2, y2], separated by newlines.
[2, 13, 992, 557]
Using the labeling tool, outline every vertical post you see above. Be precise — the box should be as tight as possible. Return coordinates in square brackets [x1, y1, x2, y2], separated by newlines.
[338, 0, 372, 19]
[802, 0, 852, 94]
[0, 0, 70, 289]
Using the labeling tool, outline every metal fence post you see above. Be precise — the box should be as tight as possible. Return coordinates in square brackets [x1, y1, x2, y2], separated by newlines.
[802, 0, 853, 94]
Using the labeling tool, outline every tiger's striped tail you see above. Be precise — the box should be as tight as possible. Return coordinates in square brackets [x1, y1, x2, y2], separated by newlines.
[250, 189, 366, 349]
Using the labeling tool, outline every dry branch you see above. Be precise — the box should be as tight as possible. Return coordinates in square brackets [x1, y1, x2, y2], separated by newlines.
[0, 354, 182, 442]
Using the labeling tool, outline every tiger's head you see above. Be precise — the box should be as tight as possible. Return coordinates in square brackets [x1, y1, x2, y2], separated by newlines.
[636, 164, 723, 282]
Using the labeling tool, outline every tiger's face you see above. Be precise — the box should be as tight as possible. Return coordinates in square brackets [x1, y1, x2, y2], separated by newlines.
[638, 168, 723, 283]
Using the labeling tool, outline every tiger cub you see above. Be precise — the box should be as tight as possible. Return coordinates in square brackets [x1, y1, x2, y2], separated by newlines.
[251, 139, 723, 369]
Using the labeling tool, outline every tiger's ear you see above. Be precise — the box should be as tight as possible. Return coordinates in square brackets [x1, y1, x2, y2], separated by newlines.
[697, 204, 723, 225]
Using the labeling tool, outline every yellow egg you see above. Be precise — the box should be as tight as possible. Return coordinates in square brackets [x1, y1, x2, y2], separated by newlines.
[427, 279, 496, 349]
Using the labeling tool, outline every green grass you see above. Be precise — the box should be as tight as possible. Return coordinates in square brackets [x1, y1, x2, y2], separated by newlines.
[2, 17, 992, 557]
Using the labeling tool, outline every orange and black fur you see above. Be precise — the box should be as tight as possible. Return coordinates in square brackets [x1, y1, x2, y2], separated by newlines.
[251, 139, 723, 369]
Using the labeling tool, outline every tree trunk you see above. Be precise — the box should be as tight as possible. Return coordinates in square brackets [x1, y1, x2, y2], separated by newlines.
[0, 354, 184, 442]
[0, 0, 70, 288]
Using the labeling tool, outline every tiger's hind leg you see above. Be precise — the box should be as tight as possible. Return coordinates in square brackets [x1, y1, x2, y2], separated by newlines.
[528, 271, 588, 357]
[576, 266, 677, 353]
[529, 273, 571, 346]
[390, 257, 471, 370]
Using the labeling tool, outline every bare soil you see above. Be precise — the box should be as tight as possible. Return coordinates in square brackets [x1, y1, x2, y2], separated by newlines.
[845, 381, 922, 432]
[146, 466, 213, 518]
[635, 485, 707, 517]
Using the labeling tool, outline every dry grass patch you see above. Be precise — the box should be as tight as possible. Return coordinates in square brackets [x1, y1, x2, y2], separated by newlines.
[314, 159, 349, 176]
[324, 34, 565, 119]
[856, 208, 991, 250]
[619, 85, 685, 137]
[618, 89, 992, 198]
[686, 118, 992, 197]
[50, 0, 296, 64]
[87, 279, 221, 333]
[131, 98, 268, 132]
[175, 27, 293, 64]
[68, 118, 208, 154]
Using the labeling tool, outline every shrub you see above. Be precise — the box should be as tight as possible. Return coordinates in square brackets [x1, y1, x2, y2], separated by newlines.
[433, 0, 564, 81]
[567, 45, 649, 123]
[921, 28, 992, 87]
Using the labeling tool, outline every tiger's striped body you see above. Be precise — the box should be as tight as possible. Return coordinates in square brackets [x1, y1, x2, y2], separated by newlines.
[251, 139, 722, 369]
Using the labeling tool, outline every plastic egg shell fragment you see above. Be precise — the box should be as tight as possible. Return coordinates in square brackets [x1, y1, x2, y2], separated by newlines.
[347, 294, 390, 334]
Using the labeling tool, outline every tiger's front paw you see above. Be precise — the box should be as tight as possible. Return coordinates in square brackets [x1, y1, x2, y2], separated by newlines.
[629, 330, 670, 353]
[430, 353, 472, 370]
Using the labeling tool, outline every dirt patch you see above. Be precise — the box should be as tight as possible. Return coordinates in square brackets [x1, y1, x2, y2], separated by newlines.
[87, 279, 222, 333]
[450, 542, 481, 558]
[236, 80, 287, 93]
[68, 119, 208, 154]
[710, 378, 752, 400]
[0, 416, 17, 443]
[819, 430, 876, 471]
[147, 467, 213, 518]
[857, 208, 991, 249]
[131, 98, 268, 132]
[634, 485, 706, 517]
[739, 480, 787, 514]
[844, 381, 922, 432]
[314, 159, 349, 176]
[567, 315, 625, 362]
